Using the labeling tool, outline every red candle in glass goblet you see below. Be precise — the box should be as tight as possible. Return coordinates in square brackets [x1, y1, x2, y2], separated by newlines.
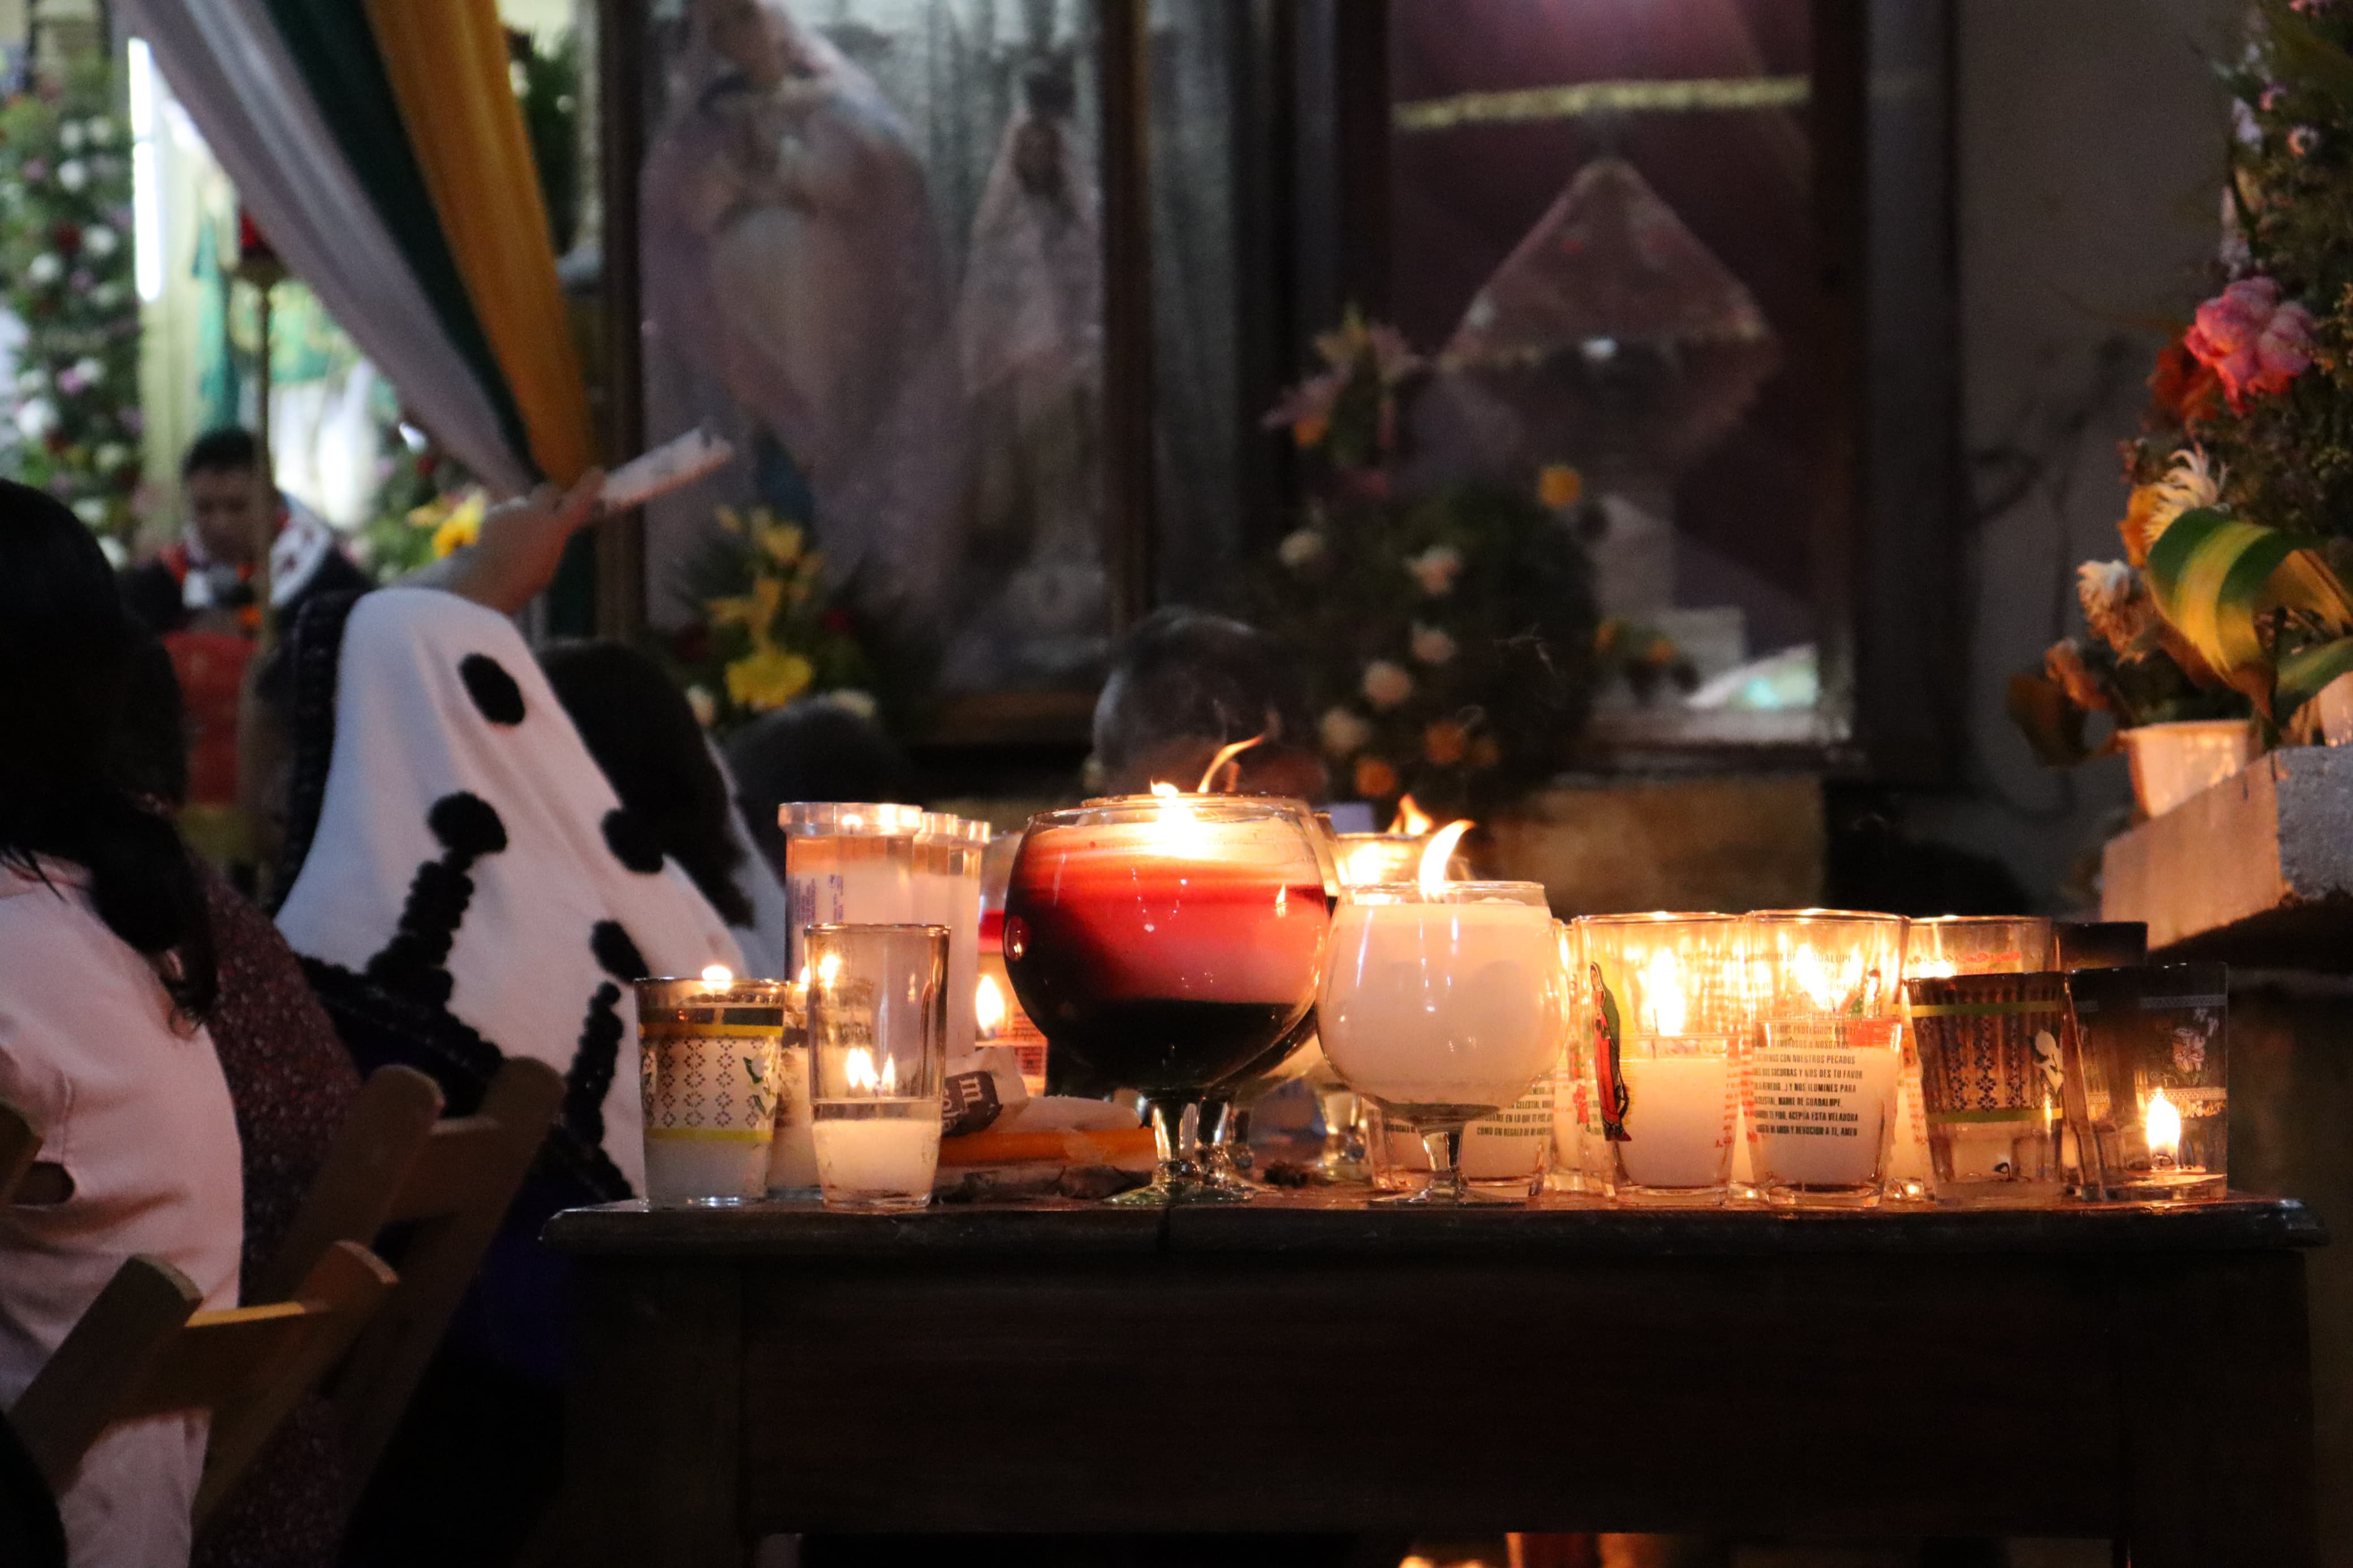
[1002, 793, 1332, 1204]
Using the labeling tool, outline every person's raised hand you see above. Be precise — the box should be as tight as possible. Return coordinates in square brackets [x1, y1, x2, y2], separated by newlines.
[431, 468, 606, 615]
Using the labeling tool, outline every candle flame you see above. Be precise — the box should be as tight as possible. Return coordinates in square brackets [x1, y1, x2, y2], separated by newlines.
[2145, 1087, 2182, 1166]
[1418, 820, 1473, 895]
[1790, 944, 1841, 1013]
[1195, 731, 1268, 793]
[1149, 780, 1180, 798]
[1391, 795, 1435, 836]
[816, 952, 842, 989]
[843, 1046, 898, 1095]
[1143, 780, 1212, 856]
[1640, 947, 1688, 1036]
[1912, 958, 1958, 981]
[700, 964, 732, 994]
[975, 974, 1007, 1037]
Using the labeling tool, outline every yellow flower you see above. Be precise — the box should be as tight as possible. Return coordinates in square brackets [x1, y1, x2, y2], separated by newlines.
[426, 491, 487, 559]
[725, 646, 815, 711]
[1537, 464, 1583, 510]
[708, 575, 785, 633]
[752, 515, 805, 566]
[715, 505, 745, 535]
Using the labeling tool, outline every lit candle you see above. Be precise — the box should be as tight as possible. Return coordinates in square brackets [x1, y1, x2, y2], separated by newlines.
[1321, 832, 1559, 1203]
[975, 973, 1007, 1041]
[636, 973, 788, 1206]
[811, 1043, 941, 1208]
[2144, 1087, 2182, 1168]
[1747, 912, 1906, 1203]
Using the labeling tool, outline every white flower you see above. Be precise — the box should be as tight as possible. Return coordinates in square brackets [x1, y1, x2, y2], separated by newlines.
[55, 159, 87, 192]
[94, 442, 130, 473]
[1320, 707, 1373, 757]
[685, 684, 717, 728]
[96, 532, 126, 567]
[13, 398, 54, 439]
[70, 356, 102, 387]
[56, 121, 83, 152]
[90, 283, 120, 309]
[25, 252, 62, 285]
[15, 369, 40, 395]
[2076, 560, 2135, 619]
[1410, 623, 1457, 666]
[1361, 659, 1414, 710]
[70, 498, 106, 526]
[1277, 528, 1326, 569]
[81, 224, 116, 258]
[84, 119, 114, 148]
[826, 688, 880, 722]
[1405, 543, 1463, 597]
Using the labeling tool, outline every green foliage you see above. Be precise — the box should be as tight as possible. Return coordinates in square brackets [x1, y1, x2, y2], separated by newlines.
[2144, 504, 2353, 711]
[513, 27, 581, 254]
[0, 62, 141, 541]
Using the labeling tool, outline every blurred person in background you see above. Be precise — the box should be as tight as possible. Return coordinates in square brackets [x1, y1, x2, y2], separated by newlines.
[1089, 607, 1325, 800]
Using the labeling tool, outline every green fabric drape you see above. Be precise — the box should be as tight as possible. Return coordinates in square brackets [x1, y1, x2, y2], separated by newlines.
[256, 0, 536, 478]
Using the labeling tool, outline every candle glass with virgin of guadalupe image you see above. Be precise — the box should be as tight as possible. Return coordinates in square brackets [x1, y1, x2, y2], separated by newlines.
[1002, 793, 1334, 1206]
[1746, 911, 1907, 1208]
[1886, 917, 2054, 1201]
[1579, 914, 1748, 1206]
[1320, 881, 1562, 1206]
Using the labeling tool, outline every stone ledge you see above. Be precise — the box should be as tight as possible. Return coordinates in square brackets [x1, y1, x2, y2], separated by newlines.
[2102, 745, 2353, 969]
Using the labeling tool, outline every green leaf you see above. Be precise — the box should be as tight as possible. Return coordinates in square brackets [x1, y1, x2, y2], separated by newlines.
[2005, 671, 2092, 767]
[2265, 4, 2353, 105]
[2276, 636, 2353, 722]
[2145, 507, 2353, 712]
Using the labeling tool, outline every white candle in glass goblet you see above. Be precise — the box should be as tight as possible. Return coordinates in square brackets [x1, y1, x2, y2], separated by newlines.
[1320, 897, 1560, 1118]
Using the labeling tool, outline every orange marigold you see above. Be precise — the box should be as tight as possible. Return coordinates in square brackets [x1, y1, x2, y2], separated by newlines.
[1354, 757, 1399, 800]
[1467, 735, 1502, 770]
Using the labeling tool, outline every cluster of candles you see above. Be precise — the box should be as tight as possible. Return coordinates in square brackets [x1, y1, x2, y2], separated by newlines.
[635, 782, 2225, 1214]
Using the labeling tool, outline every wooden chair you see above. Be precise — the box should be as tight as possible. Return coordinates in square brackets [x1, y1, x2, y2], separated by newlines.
[256, 1056, 565, 1497]
[8, 1240, 395, 1530]
[0, 1099, 40, 1207]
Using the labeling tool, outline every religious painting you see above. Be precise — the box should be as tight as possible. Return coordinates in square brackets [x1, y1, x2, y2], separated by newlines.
[1386, 0, 1836, 748]
[634, 0, 1112, 704]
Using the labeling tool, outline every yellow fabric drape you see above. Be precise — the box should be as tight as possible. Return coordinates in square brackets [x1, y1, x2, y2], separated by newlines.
[365, 0, 595, 484]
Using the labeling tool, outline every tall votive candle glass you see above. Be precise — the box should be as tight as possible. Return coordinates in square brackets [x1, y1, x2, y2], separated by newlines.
[805, 923, 949, 1212]
[1745, 910, 1907, 1207]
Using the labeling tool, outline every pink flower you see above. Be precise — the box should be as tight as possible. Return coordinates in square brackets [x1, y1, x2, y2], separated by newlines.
[2290, 126, 2321, 156]
[2183, 277, 2316, 412]
[2261, 84, 2289, 113]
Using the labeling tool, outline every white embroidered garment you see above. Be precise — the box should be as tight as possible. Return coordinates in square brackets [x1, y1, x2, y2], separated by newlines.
[275, 589, 741, 1194]
[0, 864, 243, 1568]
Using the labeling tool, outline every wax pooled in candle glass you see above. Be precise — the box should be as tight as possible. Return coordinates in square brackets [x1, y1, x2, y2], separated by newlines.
[1746, 910, 1908, 1207]
[1578, 913, 1749, 1204]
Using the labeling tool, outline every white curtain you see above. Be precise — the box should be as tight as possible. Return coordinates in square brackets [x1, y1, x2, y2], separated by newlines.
[119, 0, 533, 496]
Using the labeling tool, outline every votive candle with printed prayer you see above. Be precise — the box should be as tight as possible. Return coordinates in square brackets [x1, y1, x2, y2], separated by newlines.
[1744, 911, 1906, 1207]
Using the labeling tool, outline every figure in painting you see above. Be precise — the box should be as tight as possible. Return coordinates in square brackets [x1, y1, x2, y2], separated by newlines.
[943, 54, 1109, 688]
[641, 0, 967, 625]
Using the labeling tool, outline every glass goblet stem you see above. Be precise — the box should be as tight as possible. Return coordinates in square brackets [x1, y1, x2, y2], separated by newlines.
[1420, 1125, 1470, 1204]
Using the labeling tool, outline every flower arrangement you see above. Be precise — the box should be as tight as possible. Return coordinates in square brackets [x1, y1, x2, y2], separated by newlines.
[666, 504, 886, 735]
[0, 64, 142, 544]
[1238, 312, 1598, 815]
[2012, 3, 2353, 761]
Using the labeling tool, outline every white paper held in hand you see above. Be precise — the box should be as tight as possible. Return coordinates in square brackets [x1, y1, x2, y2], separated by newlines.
[600, 426, 735, 512]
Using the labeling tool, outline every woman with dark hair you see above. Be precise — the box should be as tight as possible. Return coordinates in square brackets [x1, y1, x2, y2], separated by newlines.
[0, 480, 244, 1567]
[112, 638, 361, 1568]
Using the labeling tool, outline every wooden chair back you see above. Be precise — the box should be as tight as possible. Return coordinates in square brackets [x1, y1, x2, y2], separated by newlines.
[8, 1240, 395, 1530]
[0, 1099, 40, 1207]
[258, 1056, 564, 1495]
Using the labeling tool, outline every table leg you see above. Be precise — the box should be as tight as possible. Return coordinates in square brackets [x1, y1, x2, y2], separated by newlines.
[558, 1261, 745, 1568]
[2117, 1252, 2317, 1568]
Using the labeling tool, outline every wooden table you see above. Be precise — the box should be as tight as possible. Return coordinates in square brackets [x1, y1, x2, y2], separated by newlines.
[544, 1192, 2322, 1567]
